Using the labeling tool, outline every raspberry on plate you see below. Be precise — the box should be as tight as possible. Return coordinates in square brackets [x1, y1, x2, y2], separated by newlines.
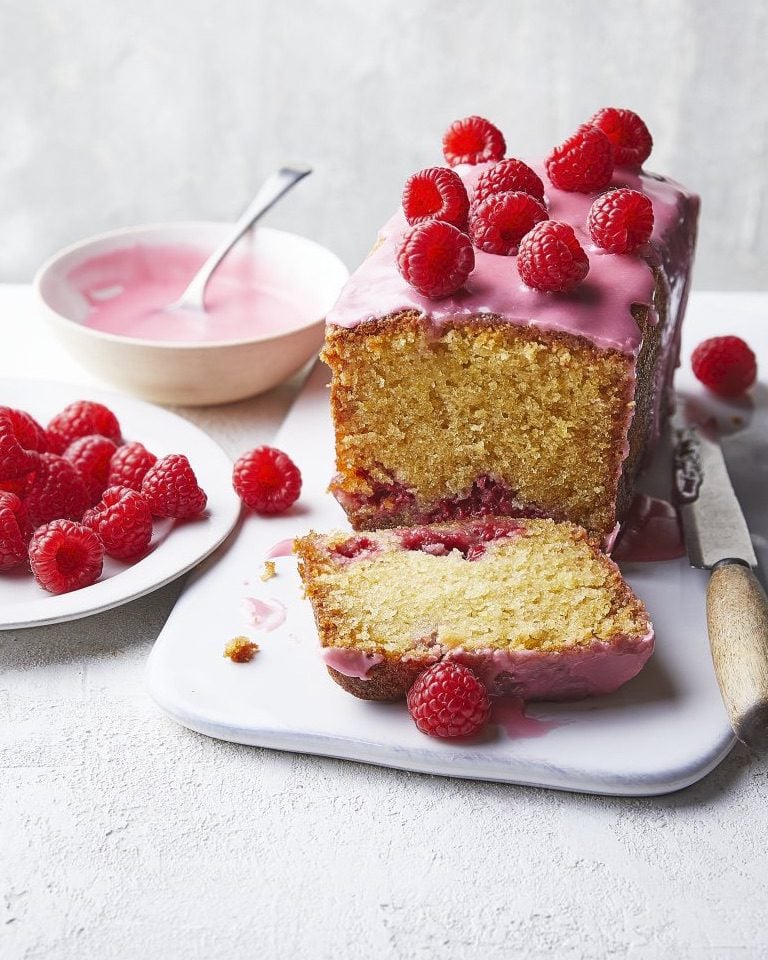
[0, 491, 27, 571]
[141, 454, 207, 519]
[0, 407, 48, 452]
[691, 336, 757, 397]
[28, 519, 104, 594]
[589, 107, 653, 168]
[442, 115, 506, 167]
[233, 446, 302, 515]
[471, 158, 546, 207]
[469, 191, 548, 256]
[517, 220, 590, 293]
[587, 188, 654, 254]
[546, 124, 614, 193]
[64, 434, 118, 505]
[83, 486, 154, 560]
[108, 441, 158, 492]
[402, 167, 470, 230]
[0, 412, 38, 481]
[47, 400, 122, 449]
[24, 453, 89, 528]
[397, 220, 475, 299]
[407, 661, 491, 738]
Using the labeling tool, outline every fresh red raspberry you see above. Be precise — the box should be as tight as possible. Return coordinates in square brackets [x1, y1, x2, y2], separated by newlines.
[469, 191, 548, 256]
[402, 167, 470, 230]
[82, 486, 154, 560]
[471, 158, 545, 207]
[546, 124, 614, 193]
[28, 519, 104, 594]
[64, 434, 119, 505]
[589, 107, 652, 168]
[397, 220, 475, 298]
[442, 116, 506, 167]
[587, 188, 654, 254]
[44, 429, 68, 455]
[47, 400, 121, 449]
[0, 412, 38, 480]
[0, 407, 48, 452]
[0, 492, 27, 570]
[517, 220, 590, 293]
[108, 441, 158, 491]
[24, 453, 89, 528]
[691, 336, 757, 398]
[233, 446, 302, 514]
[407, 661, 491, 738]
[141, 454, 207, 519]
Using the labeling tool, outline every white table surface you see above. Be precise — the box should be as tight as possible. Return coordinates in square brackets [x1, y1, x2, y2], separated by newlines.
[2, 286, 767, 960]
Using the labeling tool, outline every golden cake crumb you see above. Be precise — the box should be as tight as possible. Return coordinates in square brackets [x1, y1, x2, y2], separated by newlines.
[260, 560, 277, 581]
[224, 636, 260, 663]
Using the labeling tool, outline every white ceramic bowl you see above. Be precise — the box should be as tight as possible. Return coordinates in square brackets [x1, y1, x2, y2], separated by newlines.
[33, 223, 348, 406]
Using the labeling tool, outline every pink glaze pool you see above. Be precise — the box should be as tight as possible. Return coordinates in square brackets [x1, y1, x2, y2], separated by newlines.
[70, 244, 317, 343]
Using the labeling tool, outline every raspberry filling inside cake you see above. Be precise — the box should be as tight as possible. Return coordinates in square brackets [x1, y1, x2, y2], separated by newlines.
[295, 518, 653, 702]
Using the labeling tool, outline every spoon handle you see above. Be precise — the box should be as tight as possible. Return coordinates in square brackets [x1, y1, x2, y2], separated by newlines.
[172, 165, 312, 313]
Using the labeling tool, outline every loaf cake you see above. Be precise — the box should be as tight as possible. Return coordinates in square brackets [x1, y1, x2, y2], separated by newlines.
[322, 110, 699, 544]
[295, 518, 654, 702]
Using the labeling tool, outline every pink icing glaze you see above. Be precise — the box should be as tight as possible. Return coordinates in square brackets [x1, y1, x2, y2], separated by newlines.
[447, 631, 654, 700]
[265, 538, 296, 559]
[70, 244, 316, 343]
[322, 647, 384, 680]
[326, 161, 698, 357]
[492, 698, 561, 739]
[612, 494, 685, 563]
[241, 596, 286, 631]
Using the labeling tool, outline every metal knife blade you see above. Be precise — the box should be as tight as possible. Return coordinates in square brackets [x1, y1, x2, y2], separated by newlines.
[671, 412, 757, 569]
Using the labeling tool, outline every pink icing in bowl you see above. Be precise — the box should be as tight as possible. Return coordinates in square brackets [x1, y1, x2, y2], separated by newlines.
[33, 223, 348, 405]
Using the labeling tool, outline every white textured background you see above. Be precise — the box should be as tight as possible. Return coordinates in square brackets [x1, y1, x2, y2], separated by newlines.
[1, 0, 767, 288]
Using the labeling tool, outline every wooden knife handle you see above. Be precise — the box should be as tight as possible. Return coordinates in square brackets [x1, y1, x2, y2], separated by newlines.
[707, 560, 768, 751]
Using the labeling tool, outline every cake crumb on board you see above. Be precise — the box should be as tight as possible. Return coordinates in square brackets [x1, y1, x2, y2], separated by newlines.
[224, 637, 260, 663]
[260, 560, 277, 581]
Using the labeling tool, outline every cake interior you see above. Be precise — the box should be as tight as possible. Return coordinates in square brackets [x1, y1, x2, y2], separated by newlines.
[325, 316, 636, 541]
[296, 519, 648, 659]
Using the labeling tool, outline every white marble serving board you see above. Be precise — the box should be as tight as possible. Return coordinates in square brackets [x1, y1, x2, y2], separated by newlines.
[147, 309, 768, 795]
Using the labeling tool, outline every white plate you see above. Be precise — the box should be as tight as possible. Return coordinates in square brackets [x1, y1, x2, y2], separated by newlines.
[0, 379, 240, 629]
[147, 299, 768, 795]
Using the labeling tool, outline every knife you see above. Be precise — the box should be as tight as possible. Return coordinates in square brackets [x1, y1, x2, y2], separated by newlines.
[672, 413, 768, 750]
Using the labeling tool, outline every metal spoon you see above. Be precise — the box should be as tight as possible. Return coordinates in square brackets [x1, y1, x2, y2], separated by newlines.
[167, 164, 312, 314]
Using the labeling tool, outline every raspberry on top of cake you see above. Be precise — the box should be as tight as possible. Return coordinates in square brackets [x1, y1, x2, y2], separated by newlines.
[322, 109, 699, 544]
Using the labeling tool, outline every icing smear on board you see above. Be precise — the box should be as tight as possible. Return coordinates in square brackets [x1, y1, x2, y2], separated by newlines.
[241, 597, 286, 632]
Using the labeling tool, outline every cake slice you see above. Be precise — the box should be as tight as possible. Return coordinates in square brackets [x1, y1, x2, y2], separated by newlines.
[295, 518, 653, 702]
[322, 112, 699, 545]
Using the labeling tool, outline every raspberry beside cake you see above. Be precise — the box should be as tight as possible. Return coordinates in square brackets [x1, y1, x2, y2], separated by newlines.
[295, 518, 653, 702]
[322, 111, 699, 544]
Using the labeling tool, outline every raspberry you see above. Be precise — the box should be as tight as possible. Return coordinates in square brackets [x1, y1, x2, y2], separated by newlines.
[589, 107, 652, 168]
[517, 220, 590, 293]
[587, 188, 654, 254]
[141, 454, 207, 519]
[0, 492, 27, 571]
[83, 486, 154, 560]
[64, 434, 118, 505]
[24, 453, 89, 528]
[691, 336, 757, 398]
[402, 167, 470, 230]
[0, 412, 38, 480]
[407, 661, 491, 738]
[28, 519, 104, 594]
[546, 124, 614, 193]
[233, 446, 302, 514]
[442, 116, 506, 167]
[47, 400, 121, 449]
[397, 220, 475, 299]
[469, 191, 548, 256]
[44, 429, 68, 455]
[471, 158, 545, 207]
[107, 442, 157, 491]
[0, 407, 48, 452]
